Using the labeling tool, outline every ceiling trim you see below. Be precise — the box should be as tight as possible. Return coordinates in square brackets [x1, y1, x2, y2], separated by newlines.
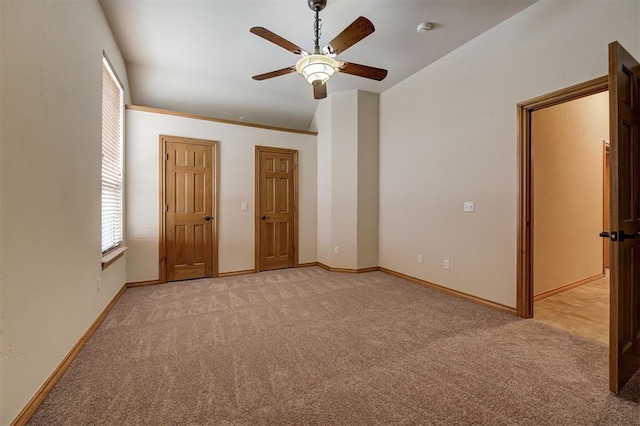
[125, 105, 318, 136]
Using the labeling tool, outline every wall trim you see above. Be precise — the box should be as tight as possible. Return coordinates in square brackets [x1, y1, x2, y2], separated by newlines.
[379, 267, 517, 315]
[126, 105, 318, 136]
[126, 279, 162, 288]
[533, 273, 605, 302]
[11, 284, 127, 426]
[218, 269, 257, 278]
[298, 262, 319, 268]
[317, 263, 379, 274]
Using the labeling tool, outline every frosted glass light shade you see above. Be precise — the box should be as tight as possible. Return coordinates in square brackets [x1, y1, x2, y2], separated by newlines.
[296, 54, 338, 85]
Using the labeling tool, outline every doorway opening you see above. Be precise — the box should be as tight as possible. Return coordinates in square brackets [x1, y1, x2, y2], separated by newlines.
[517, 76, 608, 319]
[530, 91, 610, 344]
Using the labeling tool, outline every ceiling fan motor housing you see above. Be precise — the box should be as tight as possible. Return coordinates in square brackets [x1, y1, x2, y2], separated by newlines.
[308, 0, 326, 12]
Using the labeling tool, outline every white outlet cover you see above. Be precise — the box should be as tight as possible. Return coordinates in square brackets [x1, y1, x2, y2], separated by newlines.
[464, 201, 475, 212]
[241, 202, 248, 211]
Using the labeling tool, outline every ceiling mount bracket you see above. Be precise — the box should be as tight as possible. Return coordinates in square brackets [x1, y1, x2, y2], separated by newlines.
[308, 0, 326, 12]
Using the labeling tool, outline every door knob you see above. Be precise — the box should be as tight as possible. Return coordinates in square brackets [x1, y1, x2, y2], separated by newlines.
[600, 230, 640, 242]
[619, 230, 639, 242]
[261, 215, 267, 220]
[201, 216, 212, 221]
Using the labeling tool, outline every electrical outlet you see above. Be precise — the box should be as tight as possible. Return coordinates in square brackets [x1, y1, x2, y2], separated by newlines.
[333, 246, 340, 255]
[96, 278, 101, 293]
[464, 201, 475, 212]
[443, 259, 450, 270]
[418, 254, 423, 264]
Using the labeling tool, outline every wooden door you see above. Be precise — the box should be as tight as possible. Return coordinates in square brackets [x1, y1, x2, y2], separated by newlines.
[256, 147, 297, 271]
[164, 137, 215, 281]
[604, 143, 610, 269]
[609, 41, 640, 393]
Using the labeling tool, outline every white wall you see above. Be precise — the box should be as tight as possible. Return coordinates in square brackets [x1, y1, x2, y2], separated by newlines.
[331, 92, 359, 268]
[0, 1, 4, 418]
[311, 90, 380, 270]
[379, 0, 640, 307]
[125, 109, 317, 281]
[0, 0, 131, 423]
[309, 99, 332, 266]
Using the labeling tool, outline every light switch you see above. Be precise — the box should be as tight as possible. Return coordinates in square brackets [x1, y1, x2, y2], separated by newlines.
[464, 201, 475, 212]
[241, 202, 248, 211]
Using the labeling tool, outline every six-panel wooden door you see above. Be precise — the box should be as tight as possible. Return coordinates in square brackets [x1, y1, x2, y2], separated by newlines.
[164, 137, 215, 281]
[256, 147, 297, 271]
[608, 41, 640, 393]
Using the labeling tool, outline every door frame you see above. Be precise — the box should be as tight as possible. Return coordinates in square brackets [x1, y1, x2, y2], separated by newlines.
[159, 135, 219, 283]
[254, 145, 299, 272]
[516, 76, 608, 318]
[603, 139, 610, 269]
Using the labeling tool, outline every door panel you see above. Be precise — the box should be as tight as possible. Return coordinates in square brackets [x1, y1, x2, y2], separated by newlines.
[257, 147, 297, 271]
[605, 146, 610, 269]
[165, 139, 214, 281]
[609, 41, 640, 393]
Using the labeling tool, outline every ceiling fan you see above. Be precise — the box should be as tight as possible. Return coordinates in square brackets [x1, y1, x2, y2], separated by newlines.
[250, 0, 388, 100]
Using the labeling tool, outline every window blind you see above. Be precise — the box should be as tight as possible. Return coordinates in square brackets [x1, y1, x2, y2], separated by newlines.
[101, 56, 124, 254]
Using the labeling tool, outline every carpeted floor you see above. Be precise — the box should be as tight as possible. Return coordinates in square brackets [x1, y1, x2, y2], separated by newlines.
[29, 267, 640, 425]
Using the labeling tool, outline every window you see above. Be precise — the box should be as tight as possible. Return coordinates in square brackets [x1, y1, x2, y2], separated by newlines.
[101, 54, 124, 255]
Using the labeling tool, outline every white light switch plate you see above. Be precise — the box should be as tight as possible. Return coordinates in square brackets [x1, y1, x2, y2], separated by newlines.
[464, 201, 475, 212]
[241, 202, 248, 211]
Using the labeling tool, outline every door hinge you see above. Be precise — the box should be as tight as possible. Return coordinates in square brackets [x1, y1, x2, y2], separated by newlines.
[165, 204, 169, 212]
[165, 153, 169, 161]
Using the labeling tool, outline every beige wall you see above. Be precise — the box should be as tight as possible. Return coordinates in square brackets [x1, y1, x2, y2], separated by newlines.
[310, 98, 333, 266]
[125, 109, 317, 281]
[310, 90, 379, 269]
[532, 92, 608, 296]
[0, 0, 131, 423]
[331, 91, 359, 268]
[357, 91, 379, 269]
[379, 0, 639, 307]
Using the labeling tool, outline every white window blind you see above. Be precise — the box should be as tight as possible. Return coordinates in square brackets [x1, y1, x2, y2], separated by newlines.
[101, 55, 124, 255]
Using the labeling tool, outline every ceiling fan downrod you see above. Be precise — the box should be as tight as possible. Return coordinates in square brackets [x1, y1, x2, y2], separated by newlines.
[309, 0, 326, 53]
[313, 10, 322, 53]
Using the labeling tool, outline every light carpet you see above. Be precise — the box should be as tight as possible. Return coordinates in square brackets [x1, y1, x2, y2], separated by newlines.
[29, 267, 640, 425]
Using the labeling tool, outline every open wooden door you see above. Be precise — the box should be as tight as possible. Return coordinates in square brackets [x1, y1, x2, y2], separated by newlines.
[608, 41, 640, 393]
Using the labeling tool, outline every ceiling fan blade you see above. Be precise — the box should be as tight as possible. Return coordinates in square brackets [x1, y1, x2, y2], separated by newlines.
[322, 16, 375, 56]
[336, 61, 387, 81]
[252, 66, 297, 81]
[250, 27, 309, 56]
[313, 84, 327, 100]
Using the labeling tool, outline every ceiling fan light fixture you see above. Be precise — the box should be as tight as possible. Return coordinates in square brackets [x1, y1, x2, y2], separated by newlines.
[296, 54, 338, 85]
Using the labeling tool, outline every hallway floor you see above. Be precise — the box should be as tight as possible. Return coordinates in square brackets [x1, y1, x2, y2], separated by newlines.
[533, 272, 609, 345]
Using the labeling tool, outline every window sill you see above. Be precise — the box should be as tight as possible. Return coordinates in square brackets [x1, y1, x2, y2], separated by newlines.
[102, 246, 127, 270]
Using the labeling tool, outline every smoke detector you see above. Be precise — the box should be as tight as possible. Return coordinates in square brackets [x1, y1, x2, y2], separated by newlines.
[417, 22, 433, 33]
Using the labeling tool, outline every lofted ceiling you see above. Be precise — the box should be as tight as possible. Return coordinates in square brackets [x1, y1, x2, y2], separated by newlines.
[100, 0, 536, 131]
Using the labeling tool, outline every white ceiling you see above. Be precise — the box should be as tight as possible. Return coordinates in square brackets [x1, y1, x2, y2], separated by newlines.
[100, 0, 536, 131]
